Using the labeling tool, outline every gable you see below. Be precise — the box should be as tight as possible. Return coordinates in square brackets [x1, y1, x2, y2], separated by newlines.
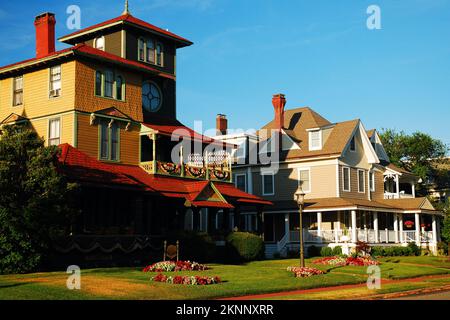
[0, 113, 29, 125]
[342, 121, 379, 167]
[420, 198, 436, 211]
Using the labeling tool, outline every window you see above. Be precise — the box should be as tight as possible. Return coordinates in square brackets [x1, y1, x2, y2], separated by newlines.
[262, 172, 274, 196]
[350, 136, 356, 152]
[138, 38, 145, 61]
[156, 43, 163, 66]
[95, 70, 124, 100]
[48, 118, 60, 146]
[99, 120, 120, 161]
[309, 130, 322, 150]
[358, 169, 365, 193]
[235, 174, 246, 192]
[142, 81, 162, 112]
[104, 70, 114, 98]
[298, 169, 311, 193]
[343, 167, 351, 192]
[13, 76, 23, 106]
[95, 71, 103, 96]
[49, 65, 61, 98]
[369, 171, 375, 192]
[146, 38, 155, 63]
[94, 37, 105, 51]
[115, 75, 124, 101]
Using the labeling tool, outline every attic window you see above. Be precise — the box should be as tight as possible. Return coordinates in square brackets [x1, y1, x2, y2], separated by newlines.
[350, 136, 356, 152]
[94, 36, 105, 51]
[309, 130, 322, 151]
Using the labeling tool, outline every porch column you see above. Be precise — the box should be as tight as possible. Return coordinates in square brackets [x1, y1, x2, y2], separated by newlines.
[284, 213, 290, 240]
[317, 212, 322, 240]
[395, 175, 400, 198]
[351, 210, 357, 243]
[394, 213, 399, 243]
[412, 183, 416, 198]
[399, 213, 404, 243]
[432, 215, 437, 244]
[373, 212, 379, 243]
[223, 209, 230, 231]
[415, 213, 421, 245]
[256, 208, 263, 238]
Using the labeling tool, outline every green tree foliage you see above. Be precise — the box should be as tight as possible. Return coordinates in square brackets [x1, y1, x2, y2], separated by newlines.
[442, 215, 450, 244]
[0, 125, 78, 274]
[379, 129, 448, 183]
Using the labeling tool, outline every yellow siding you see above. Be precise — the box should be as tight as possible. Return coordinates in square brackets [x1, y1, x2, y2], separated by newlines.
[76, 113, 140, 165]
[26, 112, 75, 146]
[0, 61, 76, 121]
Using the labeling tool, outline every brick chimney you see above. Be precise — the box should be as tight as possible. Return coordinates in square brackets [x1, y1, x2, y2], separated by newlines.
[272, 94, 286, 131]
[216, 114, 228, 135]
[34, 12, 56, 58]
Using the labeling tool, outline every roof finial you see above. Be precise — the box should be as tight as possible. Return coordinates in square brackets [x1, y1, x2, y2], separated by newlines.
[122, 0, 130, 15]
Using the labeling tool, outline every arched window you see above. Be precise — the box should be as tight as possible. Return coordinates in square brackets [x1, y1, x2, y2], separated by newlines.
[94, 36, 105, 51]
[104, 70, 114, 98]
[95, 71, 103, 96]
[156, 43, 163, 66]
[146, 38, 155, 63]
[138, 38, 145, 61]
[115, 75, 125, 101]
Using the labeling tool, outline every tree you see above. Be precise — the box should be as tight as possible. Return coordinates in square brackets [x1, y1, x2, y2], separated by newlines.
[0, 125, 78, 274]
[379, 129, 448, 182]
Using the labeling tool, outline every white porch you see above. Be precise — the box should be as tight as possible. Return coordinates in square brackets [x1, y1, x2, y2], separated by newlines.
[266, 210, 442, 258]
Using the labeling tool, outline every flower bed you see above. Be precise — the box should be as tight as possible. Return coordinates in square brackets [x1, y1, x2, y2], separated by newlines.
[143, 261, 209, 273]
[152, 273, 221, 285]
[287, 266, 325, 278]
[312, 256, 379, 266]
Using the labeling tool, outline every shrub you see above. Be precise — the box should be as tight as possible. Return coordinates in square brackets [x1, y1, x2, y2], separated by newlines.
[320, 246, 333, 257]
[407, 243, 421, 256]
[225, 232, 264, 262]
[437, 242, 448, 256]
[307, 245, 321, 258]
[371, 246, 385, 257]
[332, 246, 342, 256]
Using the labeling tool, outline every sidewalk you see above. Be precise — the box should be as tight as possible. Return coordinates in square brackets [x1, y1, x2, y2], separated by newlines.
[219, 274, 450, 300]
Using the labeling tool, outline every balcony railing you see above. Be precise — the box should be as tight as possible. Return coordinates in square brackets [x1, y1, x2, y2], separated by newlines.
[140, 154, 232, 183]
[384, 192, 415, 199]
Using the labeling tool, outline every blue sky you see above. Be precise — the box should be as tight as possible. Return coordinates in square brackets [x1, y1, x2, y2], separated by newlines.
[1, 0, 449, 146]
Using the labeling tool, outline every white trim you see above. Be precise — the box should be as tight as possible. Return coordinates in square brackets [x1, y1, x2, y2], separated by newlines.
[342, 166, 351, 192]
[357, 169, 366, 193]
[297, 167, 311, 193]
[93, 36, 105, 51]
[261, 171, 275, 196]
[247, 167, 253, 194]
[234, 173, 247, 192]
[309, 129, 322, 151]
[336, 163, 340, 197]
[370, 171, 376, 192]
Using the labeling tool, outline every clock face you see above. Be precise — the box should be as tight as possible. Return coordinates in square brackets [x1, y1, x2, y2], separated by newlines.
[142, 81, 162, 112]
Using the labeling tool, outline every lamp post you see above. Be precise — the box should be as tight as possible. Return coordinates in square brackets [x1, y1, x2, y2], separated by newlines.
[295, 185, 306, 268]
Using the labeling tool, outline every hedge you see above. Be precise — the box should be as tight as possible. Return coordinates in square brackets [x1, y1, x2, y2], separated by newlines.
[225, 232, 265, 262]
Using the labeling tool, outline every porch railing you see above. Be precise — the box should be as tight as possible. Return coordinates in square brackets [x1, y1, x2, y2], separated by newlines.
[284, 229, 435, 244]
[139, 157, 232, 183]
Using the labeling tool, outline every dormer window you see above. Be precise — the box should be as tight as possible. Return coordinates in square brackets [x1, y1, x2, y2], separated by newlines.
[156, 43, 163, 66]
[146, 39, 155, 63]
[94, 36, 105, 51]
[309, 130, 322, 151]
[350, 136, 356, 152]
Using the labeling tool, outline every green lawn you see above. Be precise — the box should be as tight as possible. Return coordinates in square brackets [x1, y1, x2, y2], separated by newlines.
[0, 256, 449, 300]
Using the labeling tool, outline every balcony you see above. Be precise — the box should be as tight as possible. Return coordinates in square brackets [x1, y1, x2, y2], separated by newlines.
[384, 192, 415, 199]
[140, 153, 232, 183]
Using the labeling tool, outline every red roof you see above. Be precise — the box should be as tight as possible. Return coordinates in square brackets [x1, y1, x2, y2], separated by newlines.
[143, 115, 236, 148]
[59, 14, 192, 47]
[0, 44, 175, 79]
[58, 144, 269, 207]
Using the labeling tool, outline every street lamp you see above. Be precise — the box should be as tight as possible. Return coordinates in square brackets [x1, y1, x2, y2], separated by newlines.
[295, 185, 306, 268]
